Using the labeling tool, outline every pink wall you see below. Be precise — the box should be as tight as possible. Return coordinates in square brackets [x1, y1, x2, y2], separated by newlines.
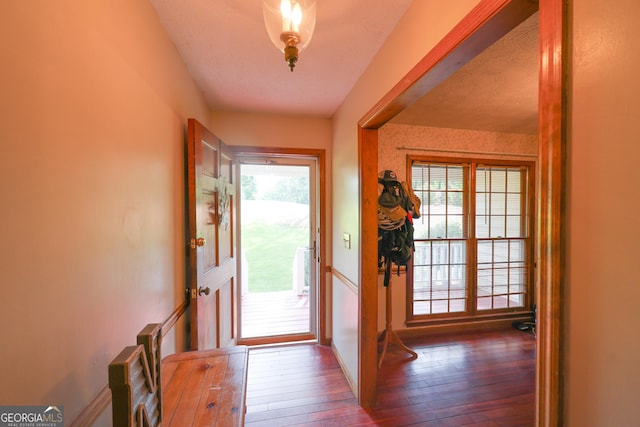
[0, 0, 209, 423]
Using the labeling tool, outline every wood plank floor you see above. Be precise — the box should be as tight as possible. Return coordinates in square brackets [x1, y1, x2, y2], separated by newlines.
[245, 328, 535, 426]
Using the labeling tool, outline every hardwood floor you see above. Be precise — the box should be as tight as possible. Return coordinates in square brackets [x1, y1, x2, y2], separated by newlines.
[245, 328, 535, 426]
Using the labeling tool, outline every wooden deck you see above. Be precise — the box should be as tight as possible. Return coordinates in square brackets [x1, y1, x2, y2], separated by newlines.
[241, 290, 311, 339]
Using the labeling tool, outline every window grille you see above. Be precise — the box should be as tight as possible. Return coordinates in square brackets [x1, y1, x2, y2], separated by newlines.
[409, 159, 533, 321]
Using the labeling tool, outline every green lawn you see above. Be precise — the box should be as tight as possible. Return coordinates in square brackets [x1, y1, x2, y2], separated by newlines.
[242, 222, 308, 292]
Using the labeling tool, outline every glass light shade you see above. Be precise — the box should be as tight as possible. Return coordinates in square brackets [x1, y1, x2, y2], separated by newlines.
[263, 0, 316, 54]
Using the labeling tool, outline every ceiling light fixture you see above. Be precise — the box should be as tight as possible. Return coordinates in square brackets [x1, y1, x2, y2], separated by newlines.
[263, 0, 316, 72]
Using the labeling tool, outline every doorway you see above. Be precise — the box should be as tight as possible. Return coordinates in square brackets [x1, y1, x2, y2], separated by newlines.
[237, 156, 319, 345]
[357, 0, 564, 422]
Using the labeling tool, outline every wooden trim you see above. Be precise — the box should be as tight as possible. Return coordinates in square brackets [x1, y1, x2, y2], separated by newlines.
[68, 386, 111, 427]
[232, 146, 328, 345]
[161, 300, 189, 339]
[358, 127, 379, 407]
[331, 341, 358, 397]
[231, 145, 323, 158]
[238, 333, 316, 347]
[357, 0, 564, 420]
[405, 157, 536, 323]
[406, 311, 534, 328]
[537, 0, 566, 424]
[399, 316, 533, 338]
[331, 266, 358, 293]
[317, 150, 328, 346]
[359, 0, 539, 129]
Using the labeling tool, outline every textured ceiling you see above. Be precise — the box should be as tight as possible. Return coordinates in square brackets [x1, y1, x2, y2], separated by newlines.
[390, 12, 539, 135]
[150, 2, 538, 134]
[149, 0, 413, 117]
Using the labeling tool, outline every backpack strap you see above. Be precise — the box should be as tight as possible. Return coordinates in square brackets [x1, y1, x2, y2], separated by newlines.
[401, 181, 421, 218]
[383, 256, 391, 287]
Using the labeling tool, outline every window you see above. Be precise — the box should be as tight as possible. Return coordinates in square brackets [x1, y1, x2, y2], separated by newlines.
[408, 158, 534, 323]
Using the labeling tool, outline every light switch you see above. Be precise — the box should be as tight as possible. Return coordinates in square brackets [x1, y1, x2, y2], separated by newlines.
[343, 232, 351, 249]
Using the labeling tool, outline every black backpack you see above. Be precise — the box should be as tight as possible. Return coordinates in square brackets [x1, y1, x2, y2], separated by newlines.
[378, 220, 414, 285]
[377, 173, 417, 286]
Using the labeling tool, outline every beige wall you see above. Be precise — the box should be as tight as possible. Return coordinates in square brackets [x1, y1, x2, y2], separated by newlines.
[210, 110, 331, 151]
[3, 0, 636, 424]
[566, 0, 640, 424]
[0, 0, 209, 423]
[209, 110, 333, 337]
[330, 0, 482, 396]
[377, 123, 536, 331]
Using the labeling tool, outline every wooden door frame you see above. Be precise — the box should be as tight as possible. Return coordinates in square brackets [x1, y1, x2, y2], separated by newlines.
[231, 146, 328, 345]
[357, 0, 566, 425]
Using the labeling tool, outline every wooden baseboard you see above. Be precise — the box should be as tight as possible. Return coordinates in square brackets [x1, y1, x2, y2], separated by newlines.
[397, 315, 532, 338]
[331, 341, 357, 399]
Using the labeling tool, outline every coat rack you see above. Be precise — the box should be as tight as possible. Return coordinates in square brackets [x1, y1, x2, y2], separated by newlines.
[378, 258, 418, 367]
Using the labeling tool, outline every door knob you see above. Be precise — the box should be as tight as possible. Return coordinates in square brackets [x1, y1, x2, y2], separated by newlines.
[190, 237, 207, 249]
[198, 286, 210, 296]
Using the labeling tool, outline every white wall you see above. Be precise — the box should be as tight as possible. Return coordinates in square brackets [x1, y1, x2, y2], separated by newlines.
[566, 0, 640, 424]
[0, 0, 209, 423]
[330, 0, 482, 396]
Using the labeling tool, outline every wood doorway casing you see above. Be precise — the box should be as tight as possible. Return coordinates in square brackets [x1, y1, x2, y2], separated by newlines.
[231, 146, 328, 346]
[357, 0, 565, 425]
